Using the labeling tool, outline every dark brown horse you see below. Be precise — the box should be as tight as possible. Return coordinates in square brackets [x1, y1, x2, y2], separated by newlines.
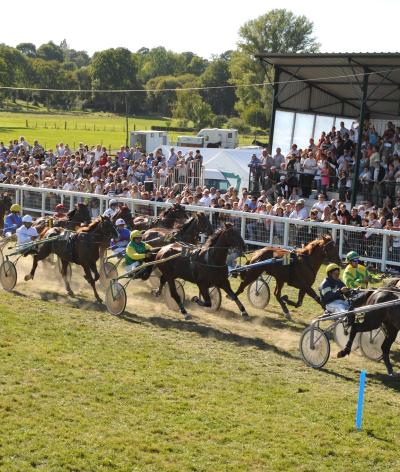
[154, 223, 249, 320]
[0, 193, 13, 229]
[112, 205, 134, 229]
[132, 203, 188, 231]
[236, 234, 341, 319]
[142, 213, 213, 247]
[337, 280, 400, 375]
[25, 216, 118, 302]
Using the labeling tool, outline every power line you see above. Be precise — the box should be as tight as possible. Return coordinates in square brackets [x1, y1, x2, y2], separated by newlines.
[0, 68, 398, 94]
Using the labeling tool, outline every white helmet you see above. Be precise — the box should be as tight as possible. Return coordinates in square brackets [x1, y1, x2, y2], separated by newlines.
[109, 199, 117, 206]
[22, 215, 33, 223]
[115, 218, 125, 226]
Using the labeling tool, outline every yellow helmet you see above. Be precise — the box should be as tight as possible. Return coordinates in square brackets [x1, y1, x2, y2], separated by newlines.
[130, 230, 143, 240]
[10, 204, 21, 212]
[326, 263, 341, 275]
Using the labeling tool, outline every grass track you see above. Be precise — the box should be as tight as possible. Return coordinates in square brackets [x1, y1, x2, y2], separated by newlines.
[0, 266, 399, 471]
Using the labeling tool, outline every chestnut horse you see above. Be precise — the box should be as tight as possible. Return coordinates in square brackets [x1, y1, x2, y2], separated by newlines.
[26, 217, 118, 302]
[235, 234, 341, 319]
[154, 223, 249, 320]
[337, 279, 400, 375]
[132, 203, 188, 231]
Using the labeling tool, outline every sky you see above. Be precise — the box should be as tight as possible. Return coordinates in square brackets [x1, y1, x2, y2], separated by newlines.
[3, 0, 399, 58]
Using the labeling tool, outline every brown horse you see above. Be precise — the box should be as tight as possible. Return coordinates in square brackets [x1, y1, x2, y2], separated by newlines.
[235, 234, 341, 319]
[25, 217, 118, 302]
[0, 193, 13, 229]
[112, 205, 134, 229]
[154, 223, 249, 320]
[337, 281, 400, 375]
[34, 202, 91, 233]
[132, 203, 188, 231]
[142, 213, 213, 247]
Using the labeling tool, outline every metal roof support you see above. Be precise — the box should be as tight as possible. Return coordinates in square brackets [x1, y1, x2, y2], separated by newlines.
[351, 69, 369, 208]
[278, 85, 309, 107]
[268, 67, 280, 153]
[366, 69, 396, 100]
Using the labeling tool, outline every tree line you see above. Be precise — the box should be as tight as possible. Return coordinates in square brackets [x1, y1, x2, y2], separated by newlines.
[0, 9, 319, 131]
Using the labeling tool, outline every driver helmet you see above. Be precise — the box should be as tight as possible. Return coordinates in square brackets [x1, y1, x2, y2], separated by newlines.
[326, 263, 340, 275]
[55, 203, 66, 212]
[109, 199, 118, 207]
[346, 251, 360, 262]
[10, 204, 21, 213]
[115, 218, 125, 226]
[130, 230, 143, 240]
[22, 214, 33, 223]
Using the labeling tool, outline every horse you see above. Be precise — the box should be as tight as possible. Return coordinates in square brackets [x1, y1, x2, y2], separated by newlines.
[34, 202, 91, 233]
[154, 223, 249, 320]
[132, 203, 188, 231]
[235, 234, 341, 319]
[112, 205, 134, 229]
[337, 279, 400, 376]
[0, 193, 13, 229]
[252, 139, 268, 148]
[142, 213, 213, 247]
[25, 216, 118, 303]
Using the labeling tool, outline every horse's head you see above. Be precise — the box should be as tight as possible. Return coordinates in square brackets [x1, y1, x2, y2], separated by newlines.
[321, 234, 341, 264]
[195, 212, 214, 236]
[74, 202, 91, 223]
[99, 216, 119, 240]
[113, 205, 134, 229]
[218, 223, 246, 254]
[167, 203, 188, 221]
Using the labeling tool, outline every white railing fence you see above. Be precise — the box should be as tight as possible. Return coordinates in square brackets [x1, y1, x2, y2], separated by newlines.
[1, 183, 399, 272]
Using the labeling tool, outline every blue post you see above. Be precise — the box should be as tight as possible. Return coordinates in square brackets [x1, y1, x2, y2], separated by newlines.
[356, 370, 367, 431]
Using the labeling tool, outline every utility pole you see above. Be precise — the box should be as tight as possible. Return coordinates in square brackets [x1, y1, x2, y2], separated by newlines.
[125, 93, 129, 148]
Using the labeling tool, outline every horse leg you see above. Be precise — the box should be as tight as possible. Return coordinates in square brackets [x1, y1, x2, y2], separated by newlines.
[219, 279, 249, 319]
[25, 244, 51, 281]
[83, 264, 102, 303]
[301, 286, 322, 308]
[166, 278, 190, 320]
[61, 259, 74, 297]
[194, 283, 212, 308]
[274, 279, 291, 320]
[337, 313, 382, 358]
[381, 324, 398, 376]
[90, 261, 100, 282]
[235, 268, 264, 297]
[154, 274, 166, 297]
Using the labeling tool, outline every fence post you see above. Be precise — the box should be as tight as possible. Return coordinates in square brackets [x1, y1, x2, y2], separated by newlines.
[240, 214, 246, 240]
[69, 195, 74, 211]
[269, 220, 274, 245]
[381, 234, 388, 272]
[283, 221, 289, 247]
[339, 228, 344, 259]
[41, 192, 46, 217]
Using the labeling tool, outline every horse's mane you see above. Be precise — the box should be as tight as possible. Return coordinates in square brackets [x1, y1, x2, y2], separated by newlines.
[77, 218, 101, 233]
[175, 216, 195, 234]
[202, 224, 232, 250]
[296, 235, 332, 256]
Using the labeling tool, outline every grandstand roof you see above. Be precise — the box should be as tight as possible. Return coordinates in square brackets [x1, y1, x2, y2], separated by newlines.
[255, 53, 400, 119]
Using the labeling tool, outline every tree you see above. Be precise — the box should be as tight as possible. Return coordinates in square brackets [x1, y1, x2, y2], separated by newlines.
[37, 41, 64, 62]
[16, 42, 37, 58]
[173, 91, 215, 129]
[230, 9, 319, 127]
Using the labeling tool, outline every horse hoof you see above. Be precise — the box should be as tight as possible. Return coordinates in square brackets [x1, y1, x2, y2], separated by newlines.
[191, 296, 199, 303]
[337, 349, 350, 359]
[152, 289, 161, 297]
[183, 313, 192, 320]
[67, 290, 74, 297]
[96, 298, 103, 304]
[241, 312, 250, 320]
[24, 274, 32, 281]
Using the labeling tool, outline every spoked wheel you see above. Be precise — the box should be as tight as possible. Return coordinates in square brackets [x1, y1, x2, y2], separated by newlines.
[300, 326, 330, 369]
[359, 329, 385, 361]
[196, 286, 222, 311]
[101, 262, 118, 282]
[163, 280, 185, 311]
[247, 278, 270, 309]
[0, 260, 17, 291]
[105, 282, 127, 316]
[333, 322, 360, 350]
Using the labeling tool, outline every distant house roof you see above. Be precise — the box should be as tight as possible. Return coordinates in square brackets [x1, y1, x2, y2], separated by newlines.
[255, 53, 400, 119]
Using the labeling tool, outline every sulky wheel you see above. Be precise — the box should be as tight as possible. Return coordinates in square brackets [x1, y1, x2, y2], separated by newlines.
[197, 286, 222, 311]
[247, 278, 270, 309]
[147, 267, 161, 290]
[359, 329, 385, 362]
[105, 282, 127, 316]
[300, 326, 330, 369]
[102, 261, 118, 281]
[0, 260, 17, 292]
[163, 280, 185, 311]
[333, 322, 360, 350]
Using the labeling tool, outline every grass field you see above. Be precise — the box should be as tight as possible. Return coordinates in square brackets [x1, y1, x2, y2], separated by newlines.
[0, 110, 260, 151]
[0, 258, 399, 471]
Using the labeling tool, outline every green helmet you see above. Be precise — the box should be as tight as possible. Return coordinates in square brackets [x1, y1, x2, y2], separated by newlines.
[346, 251, 360, 262]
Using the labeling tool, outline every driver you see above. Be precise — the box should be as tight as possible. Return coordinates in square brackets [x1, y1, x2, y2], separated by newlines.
[343, 251, 380, 289]
[124, 230, 153, 279]
[4, 204, 22, 236]
[16, 215, 39, 255]
[111, 218, 130, 256]
[53, 203, 67, 219]
[319, 263, 350, 313]
[102, 199, 119, 219]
